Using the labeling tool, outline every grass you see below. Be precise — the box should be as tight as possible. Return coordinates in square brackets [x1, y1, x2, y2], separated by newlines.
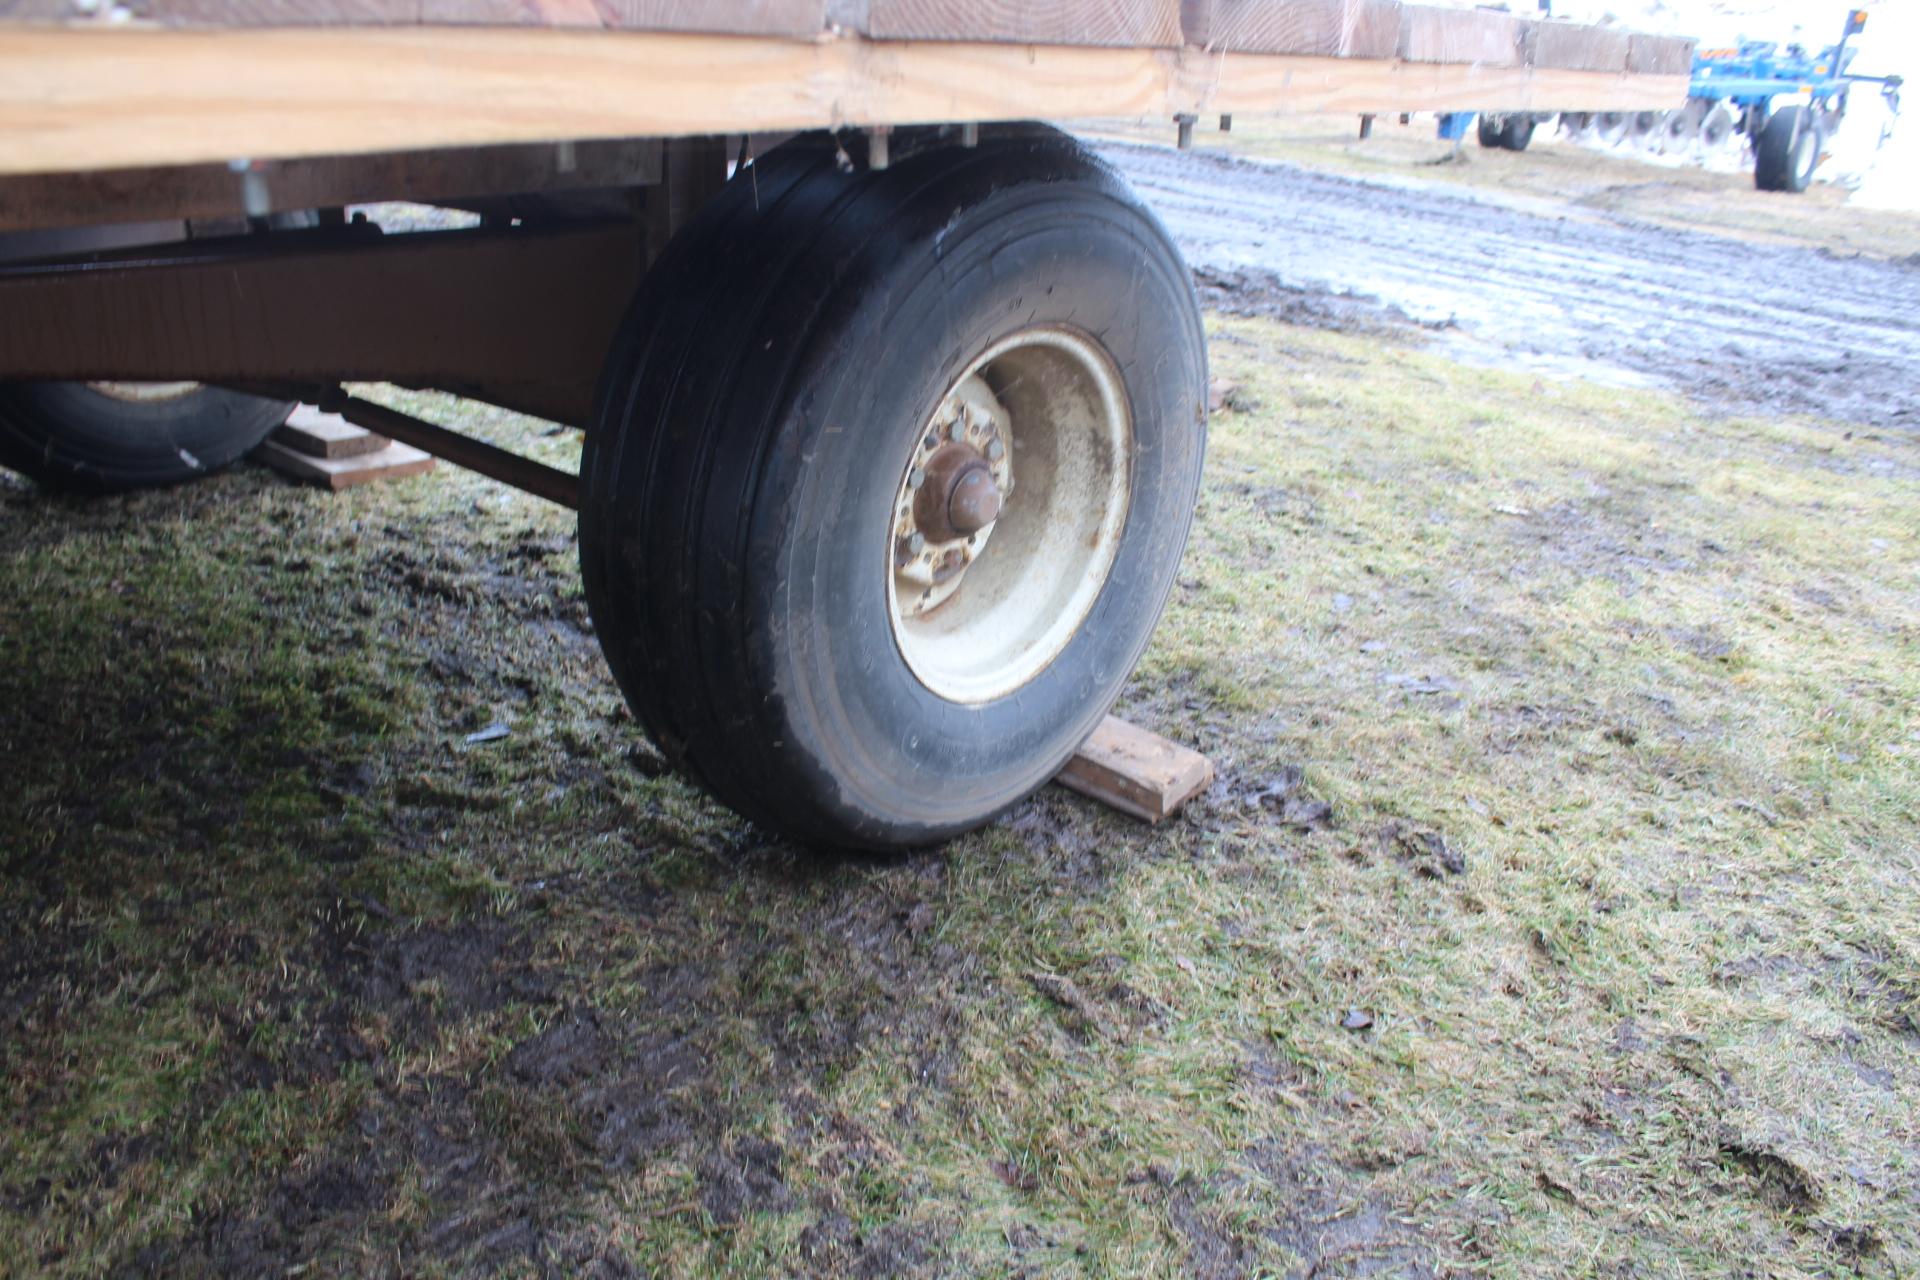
[1, 322, 1916, 1277]
[1084, 112, 1920, 260]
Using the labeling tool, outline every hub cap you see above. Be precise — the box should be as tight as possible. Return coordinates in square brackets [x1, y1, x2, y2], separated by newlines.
[886, 327, 1133, 704]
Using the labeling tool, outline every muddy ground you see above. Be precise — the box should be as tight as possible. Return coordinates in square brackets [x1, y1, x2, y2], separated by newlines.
[3, 156, 1919, 1278]
[1097, 140, 1920, 429]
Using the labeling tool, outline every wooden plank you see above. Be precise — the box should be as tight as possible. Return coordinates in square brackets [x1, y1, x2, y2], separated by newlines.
[0, 28, 1691, 178]
[0, 0, 831, 36]
[1526, 21, 1630, 73]
[273, 406, 390, 459]
[1180, 0, 1399, 58]
[861, 0, 1183, 47]
[1628, 32, 1695, 77]
[1397, 4, 1522, 66]
[253, 437, 436, 490]
[1056, 715, 1214, 823]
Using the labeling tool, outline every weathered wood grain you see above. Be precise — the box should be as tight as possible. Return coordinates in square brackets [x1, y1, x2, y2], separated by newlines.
[1627, 32, 1695, 76]
[0, 26, 1690, 177]
[273, 406, 391, 459]
[1397, 4, 1522, 66]
[1180, 0, 1399, 58]
[1057, 715, 1214, 823]
[862, 0, 1183, 47]
[1526, 20, 1630, 73]
[0, 0, 1693, 72]
[0, 0, 831, 35]
[253, 437, 435, 490]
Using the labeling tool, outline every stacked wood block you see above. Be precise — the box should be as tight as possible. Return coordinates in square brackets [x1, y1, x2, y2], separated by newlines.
[253, 405, 434, 491]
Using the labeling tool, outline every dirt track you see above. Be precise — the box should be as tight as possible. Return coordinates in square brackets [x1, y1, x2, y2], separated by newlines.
[1097, 139, 1920, 430]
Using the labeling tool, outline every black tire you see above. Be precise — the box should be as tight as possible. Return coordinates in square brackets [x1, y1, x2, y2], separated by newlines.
[0, 383, 296, 493]
[1477, 114, 1505, 149]
[580, 126, 1208, 850]
[1500, 115, 1536, 152]
[1755, 104, 1821, 192]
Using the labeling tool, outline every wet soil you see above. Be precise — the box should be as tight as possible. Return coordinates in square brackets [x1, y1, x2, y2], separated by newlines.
[1098, 141, 1920, 429]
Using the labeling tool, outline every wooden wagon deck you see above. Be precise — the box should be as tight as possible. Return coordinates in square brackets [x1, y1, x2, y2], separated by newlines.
[0, 0, 1690, 176]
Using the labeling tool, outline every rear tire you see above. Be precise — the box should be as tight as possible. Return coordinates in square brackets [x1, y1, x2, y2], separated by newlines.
[0, 383, 296, 493]
[1755, 104, 1820, 192]
[1476, 115, 1504, 149]
[1499, 115, 1536, 152]
[579, 126, 1208, 850]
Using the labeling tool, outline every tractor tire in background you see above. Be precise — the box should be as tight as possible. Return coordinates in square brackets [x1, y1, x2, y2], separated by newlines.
[0, 382, 297, 493]
[1477, 114, 1504, 148]
[1499, 115, 1536, 151]
[580, 125, 1209, 850]
[1755, 104, 1821, 192]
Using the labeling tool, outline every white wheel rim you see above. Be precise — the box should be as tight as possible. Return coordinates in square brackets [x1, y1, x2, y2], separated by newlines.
[886, 326, 1133, 704]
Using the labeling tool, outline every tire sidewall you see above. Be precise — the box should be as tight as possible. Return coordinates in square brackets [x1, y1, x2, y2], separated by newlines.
[1792, 120, 1820, 189]
[0, 383, 293, 492]
[745, 159, 1206, 842]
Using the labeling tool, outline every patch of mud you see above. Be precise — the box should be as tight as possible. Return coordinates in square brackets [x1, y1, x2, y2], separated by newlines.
[1719, 1135, 1823, 1213]
[1141, 1143, 1440, 1279]
[1194, 265, 1429, 338]
[699, 1137, 794, 1223]
[1098, 140, 1920, 430]
[1246, 1142, 1439, 1277]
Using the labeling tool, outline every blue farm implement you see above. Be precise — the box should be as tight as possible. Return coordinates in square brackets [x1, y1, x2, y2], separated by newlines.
[1466, 9, 1902, 193]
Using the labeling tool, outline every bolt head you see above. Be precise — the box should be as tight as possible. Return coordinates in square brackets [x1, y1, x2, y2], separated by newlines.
[986, 439, 1005, 461]
[906, 467, 924, 490]
[907, 532, 926, 554]
[946, 466, 1002, 536]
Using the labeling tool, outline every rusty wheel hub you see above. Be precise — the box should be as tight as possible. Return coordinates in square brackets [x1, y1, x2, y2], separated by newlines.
[885, 326, 1134, 704]
[892, 375, 1014, 618]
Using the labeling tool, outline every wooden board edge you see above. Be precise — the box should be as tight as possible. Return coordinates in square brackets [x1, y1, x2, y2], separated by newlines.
[0, 28, 1692, 178]
[253, 437, 435, 489]
[1056, 715, 1214, 823]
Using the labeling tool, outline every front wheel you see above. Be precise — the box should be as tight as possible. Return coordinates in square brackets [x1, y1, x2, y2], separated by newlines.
[580, 126, 1208, 849]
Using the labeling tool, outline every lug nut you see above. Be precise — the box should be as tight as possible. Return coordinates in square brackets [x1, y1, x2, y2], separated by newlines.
[907, 531, 926, 554]
[986, 439, 1004, 461]
[906, 466, 924, 490]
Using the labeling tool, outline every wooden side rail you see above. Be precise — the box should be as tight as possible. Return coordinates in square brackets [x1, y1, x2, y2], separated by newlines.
[0, 26, 1687, 177]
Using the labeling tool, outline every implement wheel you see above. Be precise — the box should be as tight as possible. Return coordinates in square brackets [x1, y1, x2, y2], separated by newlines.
[580, 126, 1208, 849]
[1755, 105, 1821, 192]
[1499, 115, 1536, 152]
